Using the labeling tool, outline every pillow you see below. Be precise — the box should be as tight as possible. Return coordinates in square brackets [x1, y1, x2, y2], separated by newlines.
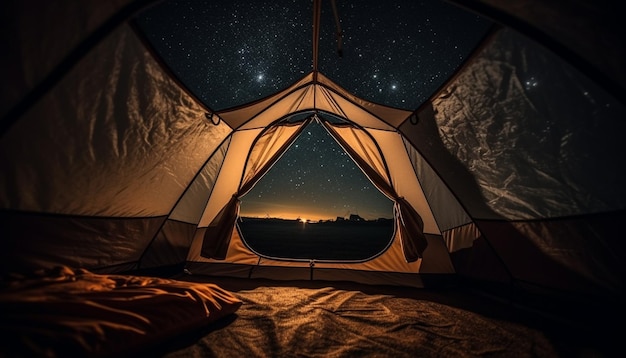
[0, 266, 242, 357]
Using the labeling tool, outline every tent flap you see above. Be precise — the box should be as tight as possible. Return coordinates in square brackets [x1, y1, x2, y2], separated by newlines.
[322, 120, 428, 260]
[201, 119, 310, 260]
[202, 195, 240, 260]
[396, 198, 428, 262]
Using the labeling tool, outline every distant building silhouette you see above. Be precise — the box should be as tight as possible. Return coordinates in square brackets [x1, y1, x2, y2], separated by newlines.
[349, 214, 364, 221]
[336, 216, 345, 221]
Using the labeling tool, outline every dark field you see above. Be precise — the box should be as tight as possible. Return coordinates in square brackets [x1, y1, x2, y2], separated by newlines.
[237, 218, 394, 260]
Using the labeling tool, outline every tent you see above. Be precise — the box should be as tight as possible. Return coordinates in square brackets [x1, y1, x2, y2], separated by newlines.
[1, 0, 625, 338]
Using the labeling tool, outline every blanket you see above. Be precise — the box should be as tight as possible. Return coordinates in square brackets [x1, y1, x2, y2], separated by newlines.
[0, 267, 242, 357]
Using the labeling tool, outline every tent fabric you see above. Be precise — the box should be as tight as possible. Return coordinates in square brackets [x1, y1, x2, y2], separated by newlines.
[1, 0, 625, 312]
[168, 138, 232, 224]
[0, 24, 231, 216]
[442, 222, 481, 253]
[402, 136, 472, 232]
[186, 223, 454, 288]
[0, 211, 167, 274]
[458, 0, 626, 101]
[474, 214, 626, 294]
[400, 25, 626, 295]
[0, 0, 139, 121]
[403, 27, 626, 221]
[201, 195, 241, 260]
[222, 72, 405, 132]
[196, 129, 263, 228]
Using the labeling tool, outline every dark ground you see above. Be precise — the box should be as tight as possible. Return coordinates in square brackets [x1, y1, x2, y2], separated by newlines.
[237, 218, 394, 260]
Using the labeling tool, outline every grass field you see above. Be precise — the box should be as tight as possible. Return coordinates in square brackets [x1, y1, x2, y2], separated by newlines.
[237, 218, 394, 261]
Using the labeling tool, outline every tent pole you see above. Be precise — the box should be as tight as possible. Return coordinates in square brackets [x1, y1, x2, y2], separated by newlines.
[312, 0, 321, 81]
[330, 0, 343, 57]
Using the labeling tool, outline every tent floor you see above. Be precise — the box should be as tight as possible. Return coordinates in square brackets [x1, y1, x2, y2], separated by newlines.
[143, 274, 621, 357]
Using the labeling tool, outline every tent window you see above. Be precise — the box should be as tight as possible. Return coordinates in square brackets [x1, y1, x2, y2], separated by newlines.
[238, 121, 394, 261]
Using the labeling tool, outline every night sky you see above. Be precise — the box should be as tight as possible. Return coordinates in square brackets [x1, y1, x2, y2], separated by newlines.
[134, 0, 492, 221]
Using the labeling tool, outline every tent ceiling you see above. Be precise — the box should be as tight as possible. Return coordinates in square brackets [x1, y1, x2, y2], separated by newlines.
[134, 0, 492, 112]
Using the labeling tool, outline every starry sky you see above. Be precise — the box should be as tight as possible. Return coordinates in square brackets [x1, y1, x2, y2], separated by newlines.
[317, 0, 492, 108]
[134, 0, 492, 221]
[136, 0, 312, 110]
[135, 0, 491, 110]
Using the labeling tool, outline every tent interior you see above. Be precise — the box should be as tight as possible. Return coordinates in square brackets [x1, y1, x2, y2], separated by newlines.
[1, 0, 625, 356]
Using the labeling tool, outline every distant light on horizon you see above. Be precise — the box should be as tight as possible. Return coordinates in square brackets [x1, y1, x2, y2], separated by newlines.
[238, 210, 391, 222]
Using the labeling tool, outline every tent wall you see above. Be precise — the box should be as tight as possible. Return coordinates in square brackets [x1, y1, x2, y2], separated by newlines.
[139, 138, 232, 270]
[473, 213, 626, 296]
[403, 27, 626, 220]
[224, 73, 408, 132]
[402, 137, 472, 233]
[0, 0, 141, 121]
[168, 138, 232, 224]
[0, 24, 231, 216]
[400, 26, 626, 296]
[139, 219, 199, 270]
[186, 227, 455, 288]
[197, 130, 263, 228]
[1, 212, 166, 274]
[449, 0, 626, 101]
[0, 24, 231, 273]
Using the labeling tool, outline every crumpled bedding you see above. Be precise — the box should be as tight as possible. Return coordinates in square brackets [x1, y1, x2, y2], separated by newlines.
[0, 266, 242, 357]
[163, 280, 561, 357]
